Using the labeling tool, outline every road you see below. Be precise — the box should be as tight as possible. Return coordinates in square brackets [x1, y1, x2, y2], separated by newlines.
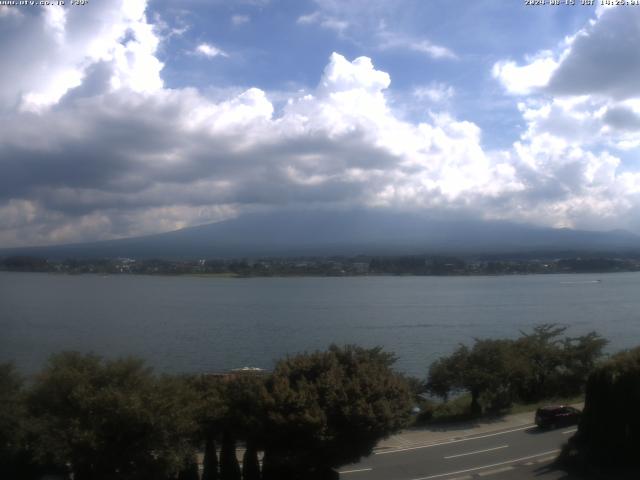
[338, 423, 577, 480]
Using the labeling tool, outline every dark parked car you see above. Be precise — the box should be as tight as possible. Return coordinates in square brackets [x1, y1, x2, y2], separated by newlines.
[535, 405, 581, 429]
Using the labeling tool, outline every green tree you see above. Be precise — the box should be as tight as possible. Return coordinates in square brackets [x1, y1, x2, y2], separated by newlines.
[194, 376, 225, 480]
[219, 374, 270, 480]
[263, 345, 412, 478]
[560, 331, 608, 395]
[464, 339, 518, 413]
[562, 346, 640, 473]
[0, 363, 39, 479]
[427, 340, 518, 414]
[513, 324, 567, 401]
[426, 346, 468, 402]
[220, 431, 241, 480]
[201, 436, 219, 480]
[427, 325, 607, 414]
[242, 441, 261, 480]
[0, 363, 22, 453]
[196, 373, 270, 480]
[152, 374, 203, 475]
[27, 352, 199, 480]
[177, 455, 200, 480]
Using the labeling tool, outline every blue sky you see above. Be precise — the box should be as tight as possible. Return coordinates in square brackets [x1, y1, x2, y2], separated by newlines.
[1, 0, 639, 246]
[152, 0, 594, 147]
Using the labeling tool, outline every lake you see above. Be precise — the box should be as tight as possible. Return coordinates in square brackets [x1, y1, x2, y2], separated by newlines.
[1, 272, 640, 377]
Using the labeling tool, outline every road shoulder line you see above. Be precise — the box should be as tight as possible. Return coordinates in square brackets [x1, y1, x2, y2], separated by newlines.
[444, 444, 508, 460]
[376, 425, 535, 455]
[339, 467, 373, 474]
[409, 449, 560, 480]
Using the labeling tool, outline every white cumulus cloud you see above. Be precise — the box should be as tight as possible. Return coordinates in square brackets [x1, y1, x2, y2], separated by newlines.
[0, 0, 163, 113]
[492, 52, 558, 96]
[4, 2, 640, 247]
[195, 43, 229, 58]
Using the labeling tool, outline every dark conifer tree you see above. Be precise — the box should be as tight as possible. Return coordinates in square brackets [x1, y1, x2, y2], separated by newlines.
[177, 455, 200, 480]
[260, 449, 292, 480]
[220, 431, 241, 480]
[242, 439, 260, 480]
[202, 435, 219, 480]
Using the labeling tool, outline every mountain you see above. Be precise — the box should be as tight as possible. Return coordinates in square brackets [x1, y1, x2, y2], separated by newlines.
[1, 210, 639, 259]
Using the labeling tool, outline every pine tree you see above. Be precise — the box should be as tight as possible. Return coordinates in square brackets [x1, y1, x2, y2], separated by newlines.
[177, 455, 200, 480]
[202, 436, 219, 480]
[242, 439, 260, 480]
[220, 431, 241, 480]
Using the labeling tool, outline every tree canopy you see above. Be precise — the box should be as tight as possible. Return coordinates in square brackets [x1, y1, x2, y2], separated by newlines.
[26, 352, 200, 480]
[3, 331, 610, 479]
[3, 345, 412, 480]
[0, 363, 31, 479]
[562, 346, 640, 473]
[427, 325, 607, 414]
[262, 345, 413, 478]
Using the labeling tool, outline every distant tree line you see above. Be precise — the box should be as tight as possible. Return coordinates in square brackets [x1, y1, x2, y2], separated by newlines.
[3, 254, 640, 276]
[1, 256, 49, 272]
[426, 325, 608, 415]
[0, 346, 412, 480]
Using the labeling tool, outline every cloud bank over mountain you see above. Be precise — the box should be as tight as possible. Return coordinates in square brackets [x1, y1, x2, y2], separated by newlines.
[1, 1, 640, 247]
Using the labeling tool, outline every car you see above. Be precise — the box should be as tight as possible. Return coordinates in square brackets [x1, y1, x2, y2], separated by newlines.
[535, 405, 581, 429]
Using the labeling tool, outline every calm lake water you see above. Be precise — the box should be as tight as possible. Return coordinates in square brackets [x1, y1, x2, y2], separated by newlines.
[2, 271, 640, 377]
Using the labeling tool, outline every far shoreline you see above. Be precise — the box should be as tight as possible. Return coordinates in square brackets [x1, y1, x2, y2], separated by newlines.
[0, 269, 634, 279]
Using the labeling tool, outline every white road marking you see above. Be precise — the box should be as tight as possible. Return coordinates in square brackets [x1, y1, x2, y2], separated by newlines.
[535, 455, 558, 463]
[408, 449, 561, 480]
[338, 468, 373, 474]
[477, 466, 514, 476]
[562, 428, 577, 435]
[444, 445, 508, 459]
[376, 425, 535, 455]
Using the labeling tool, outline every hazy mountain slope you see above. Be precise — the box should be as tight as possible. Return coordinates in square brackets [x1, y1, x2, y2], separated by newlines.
[1, 210, 639, 259]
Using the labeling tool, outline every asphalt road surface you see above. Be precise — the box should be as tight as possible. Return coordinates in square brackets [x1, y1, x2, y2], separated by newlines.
[338, 424, 577, 480]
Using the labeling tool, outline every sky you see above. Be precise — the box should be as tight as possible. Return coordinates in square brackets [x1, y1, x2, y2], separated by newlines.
[1, 0, 640, 247]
